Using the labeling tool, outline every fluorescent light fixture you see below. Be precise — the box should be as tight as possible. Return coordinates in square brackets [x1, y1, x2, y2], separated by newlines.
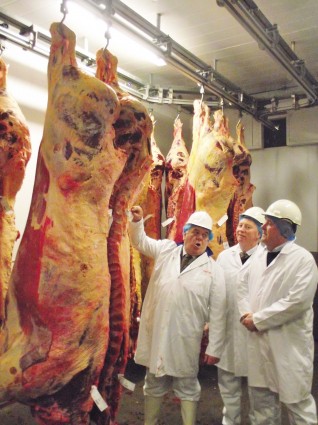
[108, 28, 166, 67]
[98, 2, 107, 10]
[67, 1, 166, 67]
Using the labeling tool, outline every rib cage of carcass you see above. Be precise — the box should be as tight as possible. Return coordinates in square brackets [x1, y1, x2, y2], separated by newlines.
[173, 100, 254, 258]
[0, 22, 152, 425]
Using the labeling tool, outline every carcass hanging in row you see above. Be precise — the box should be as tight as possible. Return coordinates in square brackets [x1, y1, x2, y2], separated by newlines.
[0, 18, 255, 425]
[0, 22, 152, 425]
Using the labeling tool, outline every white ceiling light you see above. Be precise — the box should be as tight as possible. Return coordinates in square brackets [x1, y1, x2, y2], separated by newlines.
[67, 1, 166, 67]
[98, 2, 107, 10]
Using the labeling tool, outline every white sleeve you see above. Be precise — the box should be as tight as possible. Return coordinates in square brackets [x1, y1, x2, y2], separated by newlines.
[128, 219, 171, 259]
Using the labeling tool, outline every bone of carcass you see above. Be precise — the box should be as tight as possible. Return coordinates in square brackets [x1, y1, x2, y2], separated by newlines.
[165, 116, 189, 240]
[0, 57, 31, 324]
[0, 23, 127, 425]
[226, 120, 255, 246]
[94, 48, 153, 424]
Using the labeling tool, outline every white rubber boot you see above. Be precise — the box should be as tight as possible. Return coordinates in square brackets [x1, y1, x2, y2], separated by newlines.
[144, 395, 163, 425]
[181, 400, 198, 425]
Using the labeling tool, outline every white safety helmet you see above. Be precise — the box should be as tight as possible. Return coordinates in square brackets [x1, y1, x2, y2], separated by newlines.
[186, 211, 213, 231]
[239, 206, 265, 225]
[264, 199, 302, 226]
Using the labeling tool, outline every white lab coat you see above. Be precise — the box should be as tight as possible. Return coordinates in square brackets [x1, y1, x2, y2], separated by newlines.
[216, 244, 257, 376]
[129, 219, 226, 378]
[237, 241, 318, 404]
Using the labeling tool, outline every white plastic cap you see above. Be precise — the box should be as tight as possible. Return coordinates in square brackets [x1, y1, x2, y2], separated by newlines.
[240, 206, 265, 225]
[186, 211, 213, 230]
[265, 199, 302, 226]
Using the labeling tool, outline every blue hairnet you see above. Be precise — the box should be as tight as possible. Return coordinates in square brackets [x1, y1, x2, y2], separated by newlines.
[239, 215, 263, 237]
[183, 223, 213, 241]
[267, 215, 296, 241]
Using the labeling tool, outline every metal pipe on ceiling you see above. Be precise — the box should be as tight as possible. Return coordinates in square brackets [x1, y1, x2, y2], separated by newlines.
[216, 0, 318, 103]
[84, 0, 265, 119]
[1, 0, 311, 129]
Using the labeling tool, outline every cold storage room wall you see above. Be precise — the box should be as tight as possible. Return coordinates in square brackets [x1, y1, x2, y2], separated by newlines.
[3, 46, 318, 258]
[226, 108, 318, 253]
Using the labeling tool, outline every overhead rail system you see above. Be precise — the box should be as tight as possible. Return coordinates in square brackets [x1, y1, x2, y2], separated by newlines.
[216, 0, 318, 105]
[85, 0, 270, 124]
[1, 0, 318, 129]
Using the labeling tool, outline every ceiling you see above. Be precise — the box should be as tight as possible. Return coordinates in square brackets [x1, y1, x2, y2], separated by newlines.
[0, 0, 318, 125]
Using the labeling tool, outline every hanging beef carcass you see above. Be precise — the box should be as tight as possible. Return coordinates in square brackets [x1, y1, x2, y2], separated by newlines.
[173, 100, 212, 242]
[94, 48, 153, 424]
[0, 23, 127, 425]
[192, 107, 253, 257]
[136, 113, 165, 300]
[174, 101, 251, 258]
[0, 57, 31, 324]
[226, 120, 255, 246]
[143, 113, 165, 241]
[165, 116, 189, 240]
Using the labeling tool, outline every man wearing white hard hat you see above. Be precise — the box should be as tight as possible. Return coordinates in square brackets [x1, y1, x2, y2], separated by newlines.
[216, 206, 265, 425]
[129, 206, 226, 425]
[238, 199, 318, 425]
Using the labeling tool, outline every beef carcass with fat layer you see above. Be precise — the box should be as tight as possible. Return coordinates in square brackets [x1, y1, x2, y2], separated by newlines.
[173, 101, 212, 242]
[0, 23, 127, 425]
[0, 57, 31, 324]
[94, 48, 153, 424]
[174, 102, 250, 257]
[193, 107, 253, 257]
[165, 116, 189, 240]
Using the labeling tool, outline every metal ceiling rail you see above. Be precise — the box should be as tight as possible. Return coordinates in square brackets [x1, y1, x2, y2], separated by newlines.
[0, 3, 274, 129]
[84, 0, 262, 117]
[0, 12, 145, 88]
[0, 12, 220, 110]
[216, 0, 318, 103]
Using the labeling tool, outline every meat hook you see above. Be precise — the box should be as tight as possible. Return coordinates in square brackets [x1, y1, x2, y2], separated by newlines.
[60, 0, 68, 24]
[220, 97, 224, 113]
[103, 18, 112, 51]
[199, 84, 205, 105]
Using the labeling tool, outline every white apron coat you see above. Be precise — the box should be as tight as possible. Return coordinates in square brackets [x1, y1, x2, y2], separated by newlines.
[216, 244, 257, 376]
[129, 219, 226, 378]
[237, 241, 318, 404]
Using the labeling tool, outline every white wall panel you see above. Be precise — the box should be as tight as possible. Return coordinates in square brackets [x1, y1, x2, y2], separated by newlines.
[287, 107, 318, 146]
